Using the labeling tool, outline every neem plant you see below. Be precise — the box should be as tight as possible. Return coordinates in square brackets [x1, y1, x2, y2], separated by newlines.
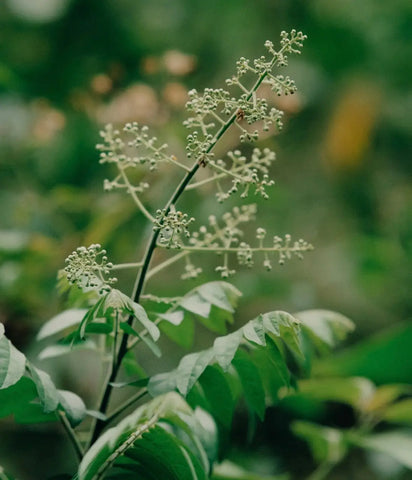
[0, 31, 357, 479]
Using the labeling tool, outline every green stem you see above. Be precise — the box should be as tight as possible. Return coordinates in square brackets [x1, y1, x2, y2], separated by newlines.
[105, 388, 148, 425]
[89, 61, 275, 445]
[118, 167, 155, 222]
[111, 261, 143, 271]
[58, 410, 85, 462]
[145, 251, 189, 280]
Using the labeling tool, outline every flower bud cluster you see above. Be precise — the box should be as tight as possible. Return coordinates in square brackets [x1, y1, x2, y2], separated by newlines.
[273, 235, 313, 265]
[183, 31, 306, 202]
[208, 147, 276, 202]
[154, 208, 195, 249]
[97, 123, 170, 172]
[157, 203, 312, 278]
[64, 244, 116, 294]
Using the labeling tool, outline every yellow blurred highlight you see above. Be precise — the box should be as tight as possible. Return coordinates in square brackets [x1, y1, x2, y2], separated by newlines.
[324, 81, 380, 171]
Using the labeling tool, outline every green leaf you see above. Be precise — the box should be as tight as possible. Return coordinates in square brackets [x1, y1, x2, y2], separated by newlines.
[176, 350, 215, 396]
[86, 322, 113, 335]
[160, 312, 195, 348]
[243, 319, 266, 346]
[0, 323, 4, 338]
[383, 399, 412, 425]
[121, 350, 147, 378]
[197, 305, 233, 335]
[349, 430, 412, 469]
[120, 322, 161, 358]
[213, 331, 243, 371]
[180, 292, 212, 318]
[148, 371, 178, 397]
[251, 337, 291, 402]
[292, 421, 346, 463]
[0, 333, 26, 389]
[78, 392, 211, 480]
[296, 309, 354, 353]
[261, 311, 303, 359]
[79, 297, 106, 339]
[198, 365, 236, 429]
[58, 390, 86, 427]
[37, 309, 88, 340]
[197, 282, 241, 313]
[129, 301, 160, 342]
[0, 376, 37, 419]
[28, 365, 60, 413]
[232, 349, 266, 420]
[158, 310, 185, 325]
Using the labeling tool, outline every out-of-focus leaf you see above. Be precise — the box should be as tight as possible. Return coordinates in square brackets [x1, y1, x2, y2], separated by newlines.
[292, 421, 346, 463]
[313, 323, 412, 384]
[0, 333, 26, 389]
[365, 384, 412, 413]
[37, 309, 88, 340]
[349, 430, 412, 469]
[296, 377, 376, 410]
[296, 309, 354, 354]
[383, 399, 412, 425]
[0, 465, 17, 479]
[38, 339, 97, 360]
[212, 460, 288, 480]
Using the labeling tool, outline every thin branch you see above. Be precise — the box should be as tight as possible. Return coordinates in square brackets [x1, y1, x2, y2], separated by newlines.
[145, 251, 189, 280]
[105, 388, 149, 425]
[169, 155, 192, 172]
[118, 167, 155, 222]
[111, 261, 144, 271]
[58, 410, 85, 462]
[167, 245, 312, 253]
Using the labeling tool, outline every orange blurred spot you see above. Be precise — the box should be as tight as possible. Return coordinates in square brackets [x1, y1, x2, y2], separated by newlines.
[324, 82, 380, 171]
[91, 74, 113, 95]
[162, 82, 188, 109]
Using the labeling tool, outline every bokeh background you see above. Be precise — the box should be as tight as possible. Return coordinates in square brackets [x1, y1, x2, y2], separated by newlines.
[0, 0, 411, 479]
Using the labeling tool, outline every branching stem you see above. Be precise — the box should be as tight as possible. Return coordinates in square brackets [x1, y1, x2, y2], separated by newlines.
[89, 54, 278, 445]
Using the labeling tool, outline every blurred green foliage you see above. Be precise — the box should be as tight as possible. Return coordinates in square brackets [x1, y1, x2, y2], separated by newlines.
[0, 0, 411, 479]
